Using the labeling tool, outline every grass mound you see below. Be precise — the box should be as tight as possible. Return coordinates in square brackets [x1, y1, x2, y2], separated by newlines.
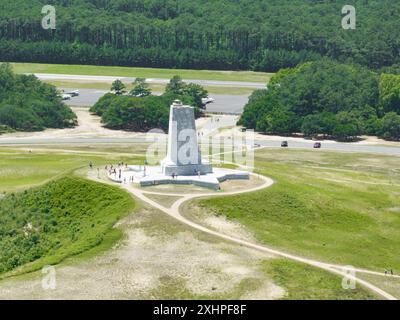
[0, 176, 134, 275]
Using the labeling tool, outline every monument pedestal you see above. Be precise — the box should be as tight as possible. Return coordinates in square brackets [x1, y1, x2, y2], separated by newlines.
[161, 100, 212, 176]
[161, 161, 213, 176]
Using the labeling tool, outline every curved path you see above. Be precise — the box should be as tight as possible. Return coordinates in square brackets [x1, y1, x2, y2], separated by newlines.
[106, 171, 400, 300]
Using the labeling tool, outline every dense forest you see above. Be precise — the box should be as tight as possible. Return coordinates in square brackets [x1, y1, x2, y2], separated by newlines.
[1, 0, 400, 72]
[239, 60, 400, 141]
[90, 76, 207, 131]
[0, 64, 76, 132]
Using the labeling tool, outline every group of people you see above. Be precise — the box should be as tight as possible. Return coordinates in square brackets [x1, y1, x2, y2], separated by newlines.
[104, 162, 138, 184]
[105, 164, 123, 180]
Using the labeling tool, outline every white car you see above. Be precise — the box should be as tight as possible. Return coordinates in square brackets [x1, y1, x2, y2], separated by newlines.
[61, 94, 72, 100]
[65, 90, 80, 97]
[202, 97, 215, 105]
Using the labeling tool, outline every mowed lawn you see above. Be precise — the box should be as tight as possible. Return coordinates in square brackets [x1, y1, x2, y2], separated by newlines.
[199, 149, 400, 272]
[0, 148, 143, 193]
[10, 62, 273, 83]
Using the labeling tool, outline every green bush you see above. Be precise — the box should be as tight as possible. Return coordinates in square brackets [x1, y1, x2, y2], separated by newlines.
[380, 112, 400, 141]
[92, 94, 170, 132]
[90, 76, 207, 132]
[0, 124, 15, 135]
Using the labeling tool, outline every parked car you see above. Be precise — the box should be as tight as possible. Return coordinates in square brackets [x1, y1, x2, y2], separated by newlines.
[313, 142, 322, 149]
[281, 141, 288, 148]
[65, 90, 80, 97]
[61, 94, 72, 100]
[201, 97, 215, 106]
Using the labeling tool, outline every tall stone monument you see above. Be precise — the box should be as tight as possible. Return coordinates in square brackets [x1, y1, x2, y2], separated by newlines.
[161, 100, 213, 176]
[113, 99, 250, 190]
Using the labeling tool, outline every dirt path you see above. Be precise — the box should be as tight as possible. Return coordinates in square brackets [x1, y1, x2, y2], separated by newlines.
[110, 173, 398, 300]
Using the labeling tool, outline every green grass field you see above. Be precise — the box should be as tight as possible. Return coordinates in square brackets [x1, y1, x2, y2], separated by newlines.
[262, 259, 376, 300]
[199, 149, 400, 272]
[10, 62, 272, 83]
[0, 147, 145, 193]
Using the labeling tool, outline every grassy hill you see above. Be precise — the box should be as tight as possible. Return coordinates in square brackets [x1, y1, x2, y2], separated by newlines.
[0, 176, 135, 276]
[197, 149, 400, 272]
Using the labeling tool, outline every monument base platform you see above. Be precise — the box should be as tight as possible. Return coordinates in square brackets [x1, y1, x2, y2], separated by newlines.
[161, 162, 213, 176]
[108, 166, 250, 190]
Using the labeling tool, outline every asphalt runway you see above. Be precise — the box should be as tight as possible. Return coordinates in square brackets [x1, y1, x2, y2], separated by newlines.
[64, 88, 249, 114]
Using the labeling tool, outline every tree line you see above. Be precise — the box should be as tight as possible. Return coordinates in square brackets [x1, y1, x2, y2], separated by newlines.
[1, 0, 400, 72]
[90, 76, 208, 132]
[239, 60, 400, 141]
[0, 63, 76, 132]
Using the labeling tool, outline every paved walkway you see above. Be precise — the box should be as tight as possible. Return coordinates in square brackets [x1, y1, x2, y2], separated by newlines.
[103, 172, 399, 300]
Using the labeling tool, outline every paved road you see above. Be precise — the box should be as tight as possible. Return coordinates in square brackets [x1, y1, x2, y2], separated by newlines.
[64, 88, 249, 114]
[255, 140, 400, 155]
[64, 88, 107, 107]
[34, 73, 267, 89]
[205, 94, 248, 114]
[0, 135, 399, 155]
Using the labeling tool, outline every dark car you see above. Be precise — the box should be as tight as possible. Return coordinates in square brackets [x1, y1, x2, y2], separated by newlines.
[281, 141, 288, 148]
[313, 142, 322, 149]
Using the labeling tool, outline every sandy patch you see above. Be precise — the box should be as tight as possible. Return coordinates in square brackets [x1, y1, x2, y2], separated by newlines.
[241, 280, 286, 300]
[0, 205, 284, 300]
[203, 215, 256, 242]
[0, 107, 234, 142]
